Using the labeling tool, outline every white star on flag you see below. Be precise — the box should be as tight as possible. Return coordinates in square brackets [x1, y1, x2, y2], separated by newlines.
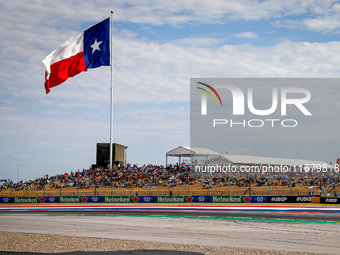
[90, 38, 102, 54]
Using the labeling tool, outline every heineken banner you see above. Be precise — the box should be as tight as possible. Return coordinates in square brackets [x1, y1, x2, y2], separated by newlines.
[157, 196, 186, 203]
[104, 196, 131, 203]
[38, 196, 129, 203]
[59, 196, 82, 203]
[58, 196, 105, 203]
[14, 197, 38, 203]
[211, 196, 244, 203]
[0, 195, 314, 203]
[0, 195, 253, 203]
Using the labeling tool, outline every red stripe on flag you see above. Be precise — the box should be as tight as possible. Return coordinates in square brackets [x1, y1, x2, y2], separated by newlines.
[45, 52, 86, 94]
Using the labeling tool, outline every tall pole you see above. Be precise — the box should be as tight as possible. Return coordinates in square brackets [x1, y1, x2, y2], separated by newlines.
[109, 11, 114, 170]
[17, 160, 19, 182]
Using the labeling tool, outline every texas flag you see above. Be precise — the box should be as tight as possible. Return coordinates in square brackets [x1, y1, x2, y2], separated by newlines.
[42, 18, 110, 94]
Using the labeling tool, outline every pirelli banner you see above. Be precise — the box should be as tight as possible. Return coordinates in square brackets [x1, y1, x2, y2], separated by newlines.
[0, 195, 312, 203]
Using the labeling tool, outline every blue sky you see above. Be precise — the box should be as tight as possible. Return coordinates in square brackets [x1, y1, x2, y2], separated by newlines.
[1, 0, 340, 181]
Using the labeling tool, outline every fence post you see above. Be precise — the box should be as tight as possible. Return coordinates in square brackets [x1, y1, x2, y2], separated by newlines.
[319, 181, 322, 197]
[334, 181, 337, 198]
[291, 184, 293, 196]
[27, 186, 28, 197]
[188, 181, 190, 196]
[11, 186, 13, 197]
[230, 181, 231, 195]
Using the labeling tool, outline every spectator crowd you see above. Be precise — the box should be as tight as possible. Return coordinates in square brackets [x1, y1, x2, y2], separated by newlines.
[0, 163, 339, 192]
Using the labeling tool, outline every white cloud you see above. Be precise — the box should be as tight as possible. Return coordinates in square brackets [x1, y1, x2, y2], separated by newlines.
[232, 31, 258, 38]
[167, 37, 230, 47]
[1, 0, 339, 30]
[275, 15, 340, 33]
[273, 1, 340, 33]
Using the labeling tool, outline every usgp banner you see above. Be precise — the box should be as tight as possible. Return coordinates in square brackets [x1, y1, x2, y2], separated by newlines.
[321, 197, 340, 204]
[268, 196, 311, 203]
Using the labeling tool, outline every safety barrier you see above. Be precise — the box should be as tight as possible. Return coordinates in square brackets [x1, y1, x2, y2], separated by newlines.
[320, 197, 340, 204]
[0, 195, 317, 203]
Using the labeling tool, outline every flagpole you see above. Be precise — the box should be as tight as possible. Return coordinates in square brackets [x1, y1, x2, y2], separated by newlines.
[109, 11, 114, 170]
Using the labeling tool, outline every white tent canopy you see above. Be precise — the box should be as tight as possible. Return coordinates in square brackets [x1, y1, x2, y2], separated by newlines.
[166, 146, 221, 166]
[165, 146, 330, 168]
[220, 154, 330, 167]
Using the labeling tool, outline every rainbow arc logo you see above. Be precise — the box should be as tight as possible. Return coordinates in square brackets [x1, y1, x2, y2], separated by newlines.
[196, 82, 222, 115]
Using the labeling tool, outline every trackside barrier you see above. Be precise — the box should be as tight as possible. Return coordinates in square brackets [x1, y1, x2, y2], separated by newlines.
[268, 196, 312, 203]
[0, 195, 314, 203]
[320, 197, 340, 204]
[311, 197, 320, 203]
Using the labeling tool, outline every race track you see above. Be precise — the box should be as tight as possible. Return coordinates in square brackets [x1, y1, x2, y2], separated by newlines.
[1, 204, 340, 254]
[1, 203, 340, 222]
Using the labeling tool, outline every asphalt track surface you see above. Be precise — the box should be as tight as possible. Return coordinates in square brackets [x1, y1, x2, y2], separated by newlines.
[1, 209, 340, 222]
[1, 204, 340, 222]
[1, 204, 340, 254]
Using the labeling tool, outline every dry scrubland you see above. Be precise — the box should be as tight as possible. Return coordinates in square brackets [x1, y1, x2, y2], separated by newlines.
[0, 232, 325, 255]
